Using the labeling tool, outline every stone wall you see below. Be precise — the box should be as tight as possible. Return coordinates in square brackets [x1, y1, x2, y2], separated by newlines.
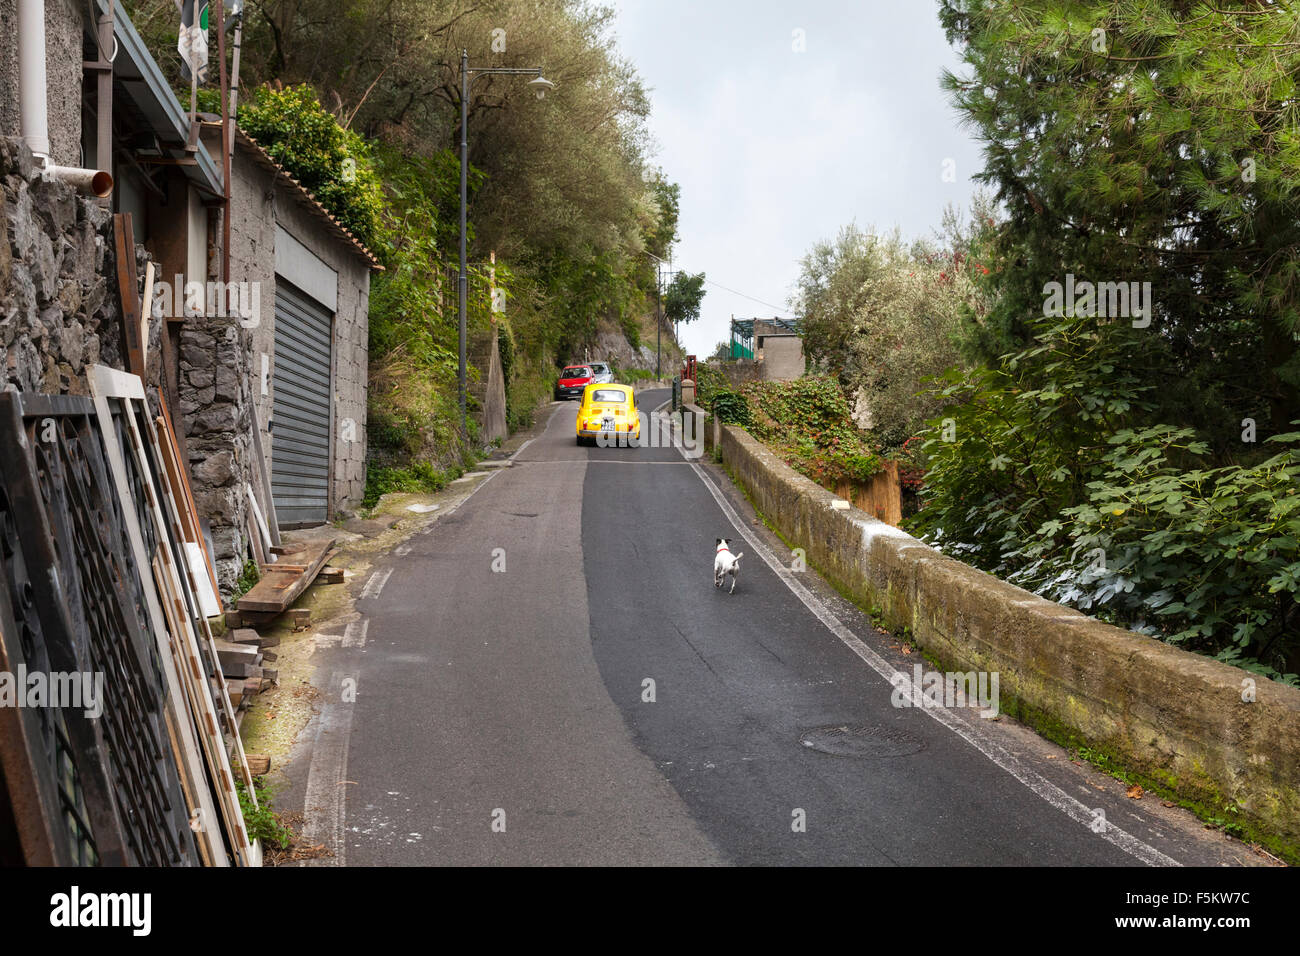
[177, 317, 254, 595]
[1, 137, 126, 393]
[0, 134, 250, 593]
[696, 409, 1300, 860]
[716, 359, 763, 390]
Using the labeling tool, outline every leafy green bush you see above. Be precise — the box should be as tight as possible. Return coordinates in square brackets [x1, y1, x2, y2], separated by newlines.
[362, 461, 460, 511]
[1016, 427, 1300, 682]
[711, 390, 750, 426]
[231, 84, 389, 252]
[741, 377, 882, 486]
[693, 362, 730, 409]
[909, 317, 1299, 683]
[232, 559, 260, 601]
[236, 778, 293, 850]
[908, 316, 1156, 569]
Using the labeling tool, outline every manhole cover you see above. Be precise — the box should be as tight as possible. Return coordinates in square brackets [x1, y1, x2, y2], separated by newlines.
[799, 724, 926, 758]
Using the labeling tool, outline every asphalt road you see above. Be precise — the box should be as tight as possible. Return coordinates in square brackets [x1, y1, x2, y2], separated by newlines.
[325, 389, 1251, 866]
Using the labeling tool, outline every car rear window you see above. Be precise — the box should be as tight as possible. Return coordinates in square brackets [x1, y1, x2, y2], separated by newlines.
[589, 389, 628, 404]
[562, 367, 591, 378]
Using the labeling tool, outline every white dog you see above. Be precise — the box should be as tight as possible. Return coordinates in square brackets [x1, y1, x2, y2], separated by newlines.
[714, 537, 744, 594]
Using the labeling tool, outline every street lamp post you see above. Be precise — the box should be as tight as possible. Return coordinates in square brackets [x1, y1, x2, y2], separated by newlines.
[458, 50, 554, 435]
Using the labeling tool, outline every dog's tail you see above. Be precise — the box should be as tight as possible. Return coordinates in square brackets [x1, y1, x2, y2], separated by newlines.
[735, 552, 744, 562]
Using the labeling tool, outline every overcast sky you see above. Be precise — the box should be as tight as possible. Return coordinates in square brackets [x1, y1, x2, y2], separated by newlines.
[607, 0, 985, 358]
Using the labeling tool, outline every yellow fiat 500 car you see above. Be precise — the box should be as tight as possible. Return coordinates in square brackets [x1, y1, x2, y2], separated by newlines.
[576, 384, 640, 446]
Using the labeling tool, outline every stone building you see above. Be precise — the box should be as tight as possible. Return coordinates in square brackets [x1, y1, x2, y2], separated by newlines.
[728, 317, 805, 381]
[199, 127, 379, 529]
[0, 0, 379, 590]
[752, 318, 806, 380]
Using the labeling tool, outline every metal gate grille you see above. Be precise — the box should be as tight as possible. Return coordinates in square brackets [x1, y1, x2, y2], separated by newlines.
[0, 393, 198, 866]
[271, 282, 333, 526]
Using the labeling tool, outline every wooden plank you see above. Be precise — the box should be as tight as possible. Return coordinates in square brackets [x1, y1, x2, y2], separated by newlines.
[247, 483, 273, 559]
[317, 566, 345, 584]
[245, 754, 271, 776]
[250, 404, 281, 546]
[113, 214, 145, 377]
[234, 609, 280, 627]
[237, 540, 336, 613]
[157, 399, 221, 608]
[152, 557, 223, 867]
[247, 511, 266, 567]
[141, 261, 155, 371]
[227, 628, 264, 647]
[125, 389, 263, 819]
[89, 365, 254, 866]
[160, 690, 214, 867]
[81, 368, 226, 864]
[154, 515, 252, 866]
[214, 640, 260, 668]
[222, 661, 263, 679]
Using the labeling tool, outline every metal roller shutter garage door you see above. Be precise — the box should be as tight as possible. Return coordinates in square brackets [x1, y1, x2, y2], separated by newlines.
[271, 282, 332, 525]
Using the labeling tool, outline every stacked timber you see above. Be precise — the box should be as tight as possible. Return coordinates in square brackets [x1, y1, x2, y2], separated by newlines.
[216, 629, 280, 725]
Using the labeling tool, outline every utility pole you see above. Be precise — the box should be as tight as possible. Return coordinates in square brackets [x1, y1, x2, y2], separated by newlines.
[655, 262, 662, 381]
[646, 252, 679, 383]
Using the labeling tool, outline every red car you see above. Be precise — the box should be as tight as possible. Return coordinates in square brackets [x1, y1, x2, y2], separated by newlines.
[555, 365, 595, 400]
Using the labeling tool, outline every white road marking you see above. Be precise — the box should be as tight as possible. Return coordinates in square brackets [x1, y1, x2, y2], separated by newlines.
[672, 417, 1180, 867]
[300, 669, 356, 867]
[361, 567, 393, 599]
[300, 438, 516, 858]
[519, 458, 690, 465]
[343, 619, 370, 648]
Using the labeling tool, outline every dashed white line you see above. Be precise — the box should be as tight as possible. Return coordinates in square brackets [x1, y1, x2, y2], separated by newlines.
[300, 669, 356, 867]
[343, 619, 370, 648]
[361, 567, 393, 600]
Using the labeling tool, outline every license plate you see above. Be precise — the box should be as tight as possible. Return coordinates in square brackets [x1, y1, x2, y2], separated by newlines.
[601, 419, 615, 431]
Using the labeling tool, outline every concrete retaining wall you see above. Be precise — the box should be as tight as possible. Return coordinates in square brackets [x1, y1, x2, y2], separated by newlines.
[690, 405, 1300, 855]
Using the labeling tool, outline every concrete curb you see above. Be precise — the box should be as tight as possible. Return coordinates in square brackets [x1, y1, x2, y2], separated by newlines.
[686, 403, 1300, 856]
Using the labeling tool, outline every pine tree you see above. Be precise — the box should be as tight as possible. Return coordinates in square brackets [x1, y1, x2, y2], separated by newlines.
[939, 0, 1300, 443]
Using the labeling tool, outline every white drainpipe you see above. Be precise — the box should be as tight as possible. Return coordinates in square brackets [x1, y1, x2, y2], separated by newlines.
[17, 0, 50, 160]
[17, 0, 114, 196]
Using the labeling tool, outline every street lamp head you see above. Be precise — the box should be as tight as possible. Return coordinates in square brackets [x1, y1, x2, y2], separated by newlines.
[529, 75, 555, 99]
